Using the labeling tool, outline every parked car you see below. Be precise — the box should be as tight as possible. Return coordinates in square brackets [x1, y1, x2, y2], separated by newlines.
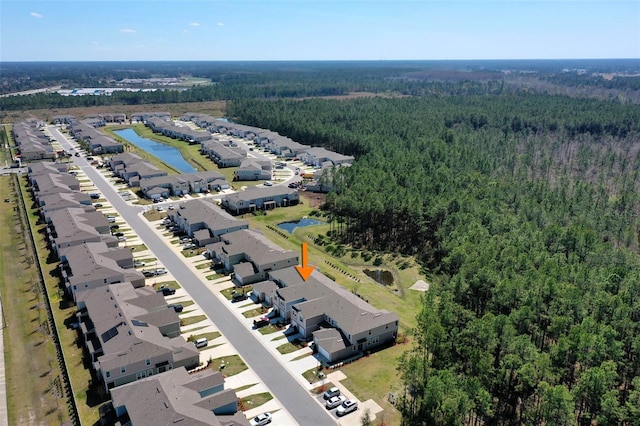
[154, 268, 167, 275]
[143, 271, 155, 278]
[323, 387, 341, 400]
[156, 206, 164, 212]
[250, 412, 272, 426]
[133, 260, 145, 267]
[93, 203, 103, 208]
[263, 181, 273, 186]
[89, 193, 100, 199]
[168, 304, 183, 313]
[325, 395, 346, 410]
[231, 292, 247, 302]
[194, 338, 208, 348]
[117, 236, 127, 242]
[107, 217, 117, 223]
[253, 316, 270, 328]
[158, 286, 176, 296]
[336, 399, 358, 417]
[168, 204, 174, 210]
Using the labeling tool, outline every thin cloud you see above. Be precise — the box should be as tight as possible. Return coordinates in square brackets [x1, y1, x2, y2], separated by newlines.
[189, 22, 200, 27]
[216, 22, 224, 27]
[121, 28, 136, 33]
[30, 12, 43, 18]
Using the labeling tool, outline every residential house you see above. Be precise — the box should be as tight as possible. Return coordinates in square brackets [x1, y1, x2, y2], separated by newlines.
[108, 366, 249, 426]
[44, 207, 117, 255]
[200, 139, 245, 167]
[146, 117, 213, 144]
[220, 186, 299, 215]
[169, 199, 248, 241]
[12, 120, 56, 162]
[299, 147, 355, 167]
[75, 283, 199, 393]
[253, 267, 399, 365]
[233, 159, 272, 181]
[59, 242, 145, 301]
[185, 171, 226, 193]
[139, 175, 190, 199]
[130, 112, 171, 123]
[205, 229, 298, 285]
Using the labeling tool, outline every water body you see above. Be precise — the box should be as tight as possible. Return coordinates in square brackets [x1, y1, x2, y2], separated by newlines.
[113, 128, 196, 173]
[364, 269, 395, 286]
[277, 217, 324, 233]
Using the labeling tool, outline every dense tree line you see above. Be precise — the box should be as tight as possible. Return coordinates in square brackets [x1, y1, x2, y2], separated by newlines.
[228, 93, 640, 424]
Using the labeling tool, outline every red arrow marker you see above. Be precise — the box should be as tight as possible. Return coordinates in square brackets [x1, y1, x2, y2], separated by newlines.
[295, 242, 315, 281]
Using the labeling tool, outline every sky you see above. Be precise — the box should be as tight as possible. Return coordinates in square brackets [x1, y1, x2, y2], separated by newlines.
[1, 0, 639, 62]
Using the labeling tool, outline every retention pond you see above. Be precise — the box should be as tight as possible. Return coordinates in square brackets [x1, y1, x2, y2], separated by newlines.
[113, 128, 197, 173]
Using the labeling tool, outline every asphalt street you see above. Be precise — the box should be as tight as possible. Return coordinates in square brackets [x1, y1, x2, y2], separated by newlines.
[50, 127, 336, 426]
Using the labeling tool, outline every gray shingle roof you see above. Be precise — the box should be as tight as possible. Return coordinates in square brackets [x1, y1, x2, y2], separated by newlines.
[110, 367, 249, 426]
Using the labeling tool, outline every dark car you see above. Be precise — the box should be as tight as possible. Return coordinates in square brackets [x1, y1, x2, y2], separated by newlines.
[169, 304, 183, 313]
[113, 232, 124, 237]
[158, 287, 176, 296]
[253, 316, 270, 328]
[232, 292, 248, 302]
[143, 271, 155, 278]
[89, 193, 100, 199]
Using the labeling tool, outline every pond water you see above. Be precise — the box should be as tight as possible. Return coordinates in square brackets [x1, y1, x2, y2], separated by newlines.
[364, 269, 395, 286]
[277, 217, 324, 233]
[113, 128, 197, 173]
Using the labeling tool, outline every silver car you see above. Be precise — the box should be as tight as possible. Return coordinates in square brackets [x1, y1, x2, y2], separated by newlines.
[325, 395, 346, 410]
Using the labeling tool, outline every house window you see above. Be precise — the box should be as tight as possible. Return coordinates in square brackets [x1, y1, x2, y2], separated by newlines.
[121, 367, 126, 374]
[352, 345, 358, 351]
[146, 359, 151, 366]
[106, 371, 110, 378]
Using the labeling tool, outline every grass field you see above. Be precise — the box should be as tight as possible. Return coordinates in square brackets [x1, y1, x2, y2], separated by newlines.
[0, 175, 74, 425]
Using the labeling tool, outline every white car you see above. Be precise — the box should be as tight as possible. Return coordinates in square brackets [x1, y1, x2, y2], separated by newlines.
[250, 412, 272, 426]
[263, 180, 273, 186]
[325, 395, 346, 410]
[336, 399, 358, 416]
[134, 261, 146, 267]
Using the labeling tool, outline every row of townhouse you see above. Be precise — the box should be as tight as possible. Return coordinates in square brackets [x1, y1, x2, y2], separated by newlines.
[162, 196, 398, 366]
[205, 229, 300, 286]
[179, 112, 355, 191]
[253, 267, 399, 365]
[146, 117, 213, 144]
[233, 158, 272, 181]
[168, 198, 249, 246]
[130, 111, 171, 123]
[69, 120, 125, 155]
[26, 157, 247, 425]
[12, 119, 56, 162]
[107, 152, 168, 187]
[220, 185, 300, 215]
[76, 283, 199, 393]
[164, 201, 400, 364]
[200, 137, 246, 168]
[107, 363, 249, 426]
[107, 153, 232, 197]
[139, 170, 230, 199]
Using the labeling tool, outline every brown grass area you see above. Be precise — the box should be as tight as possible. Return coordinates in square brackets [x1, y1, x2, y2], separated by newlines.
[300, 191, 326, 209]
[1, 101, 227, 123]
[0, 175, 71, 425]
